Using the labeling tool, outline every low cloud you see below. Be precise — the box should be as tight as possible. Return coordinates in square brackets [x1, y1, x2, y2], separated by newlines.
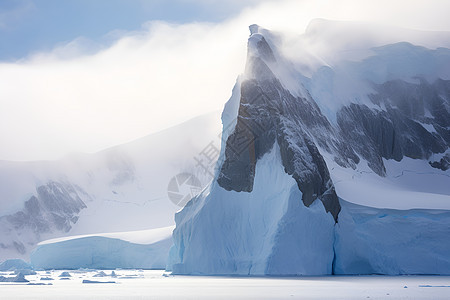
[1, 0, 449, 161]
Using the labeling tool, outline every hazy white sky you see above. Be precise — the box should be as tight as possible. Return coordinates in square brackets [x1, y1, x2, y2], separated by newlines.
[1, 0, 450, 161]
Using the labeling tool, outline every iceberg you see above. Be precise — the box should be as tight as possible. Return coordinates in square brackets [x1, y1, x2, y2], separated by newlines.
[0, 259, 32, 271]
[335, 201, 450, 275]
[0, 273, 29, 283]
[169, 144, 335, 275]
[169, 22, 450, 275]
[31, 226, 173, 270]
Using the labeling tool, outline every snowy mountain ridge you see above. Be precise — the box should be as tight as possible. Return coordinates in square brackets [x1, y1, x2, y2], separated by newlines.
[168, 22, 450, 275]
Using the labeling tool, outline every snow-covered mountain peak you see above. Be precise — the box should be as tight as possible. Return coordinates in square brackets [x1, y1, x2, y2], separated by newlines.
[245, 26, 277, 80]
[169, 23, 450, 275]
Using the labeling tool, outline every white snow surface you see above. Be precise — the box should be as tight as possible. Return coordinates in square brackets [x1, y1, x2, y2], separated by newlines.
[38, 226, 174, 246]
[3, 270, 450, 300]
[323, 154, 450, 210]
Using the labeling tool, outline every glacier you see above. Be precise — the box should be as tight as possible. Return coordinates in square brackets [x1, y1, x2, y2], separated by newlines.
[168, 21, 450, 275]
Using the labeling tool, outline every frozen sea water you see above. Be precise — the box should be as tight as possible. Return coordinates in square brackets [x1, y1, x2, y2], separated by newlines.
[0, 270, 450, 299]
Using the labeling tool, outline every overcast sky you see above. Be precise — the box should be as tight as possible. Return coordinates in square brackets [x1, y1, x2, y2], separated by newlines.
[1, 0, 450, 161]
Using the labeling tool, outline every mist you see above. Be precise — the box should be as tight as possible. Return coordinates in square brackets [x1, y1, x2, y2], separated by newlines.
[1, 0, 450, 161]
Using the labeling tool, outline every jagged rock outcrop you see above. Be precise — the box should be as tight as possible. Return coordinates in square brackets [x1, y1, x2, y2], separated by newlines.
[218, 30, 346, 221]
[0, 181, 87, 256]
[430, 153, 450, 170]
[337, 79, 450, 175]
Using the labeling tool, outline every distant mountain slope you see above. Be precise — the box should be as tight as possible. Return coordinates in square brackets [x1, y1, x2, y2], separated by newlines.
[0, 112, 221, 261]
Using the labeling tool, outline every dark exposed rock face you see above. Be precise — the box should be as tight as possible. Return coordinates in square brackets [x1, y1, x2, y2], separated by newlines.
[5, 181, 87, 233]
[218, 35, 346, 221]
[337, 79, 450, 175]
[430, 153, 450, 171]
[0, 181, 87, 255]
[217, 30, 450, 223]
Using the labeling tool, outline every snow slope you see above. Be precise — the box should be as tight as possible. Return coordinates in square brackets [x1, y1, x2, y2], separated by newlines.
[31, 226, 174, 270]
[323, 154, 450, 210]
[0, 111, 221, 261]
